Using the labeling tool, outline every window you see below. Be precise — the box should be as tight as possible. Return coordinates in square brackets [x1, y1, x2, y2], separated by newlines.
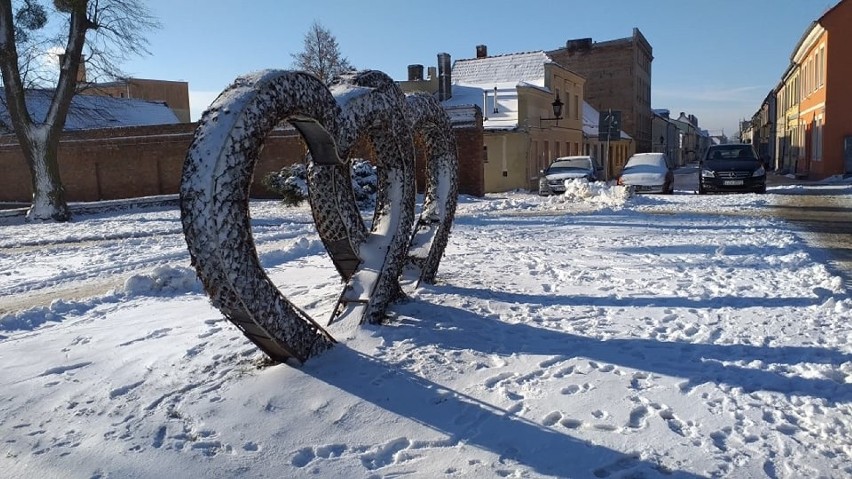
[814, 115, 823, 161]
[574, 95, 579, 119]
[532, 141, 539, 171]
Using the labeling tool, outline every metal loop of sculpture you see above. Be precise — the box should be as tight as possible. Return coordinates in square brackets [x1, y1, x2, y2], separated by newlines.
[180, 69, 459, 364]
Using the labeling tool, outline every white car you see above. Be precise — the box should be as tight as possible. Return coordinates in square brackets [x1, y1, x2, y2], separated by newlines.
[617, 153, 675, 194]
[538, 156, 603, 195]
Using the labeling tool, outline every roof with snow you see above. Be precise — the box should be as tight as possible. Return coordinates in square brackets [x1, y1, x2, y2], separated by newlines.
[442, 82, 522, 130]
[442, 104, 481, 127]
[0, 88, 180, 132]
[451, 51, 554, 88]
[445, 51, 565, 131]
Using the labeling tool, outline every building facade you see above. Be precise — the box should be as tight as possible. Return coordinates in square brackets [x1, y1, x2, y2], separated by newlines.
[775, 63, 801, 173]
[410, 48, 586, 193]
[751, 90, 776, 167]
[548, 28, 653, 154]
[652, 109, 682, 165]
[769, 0, 852, 178]
[583, 101, 634, 177]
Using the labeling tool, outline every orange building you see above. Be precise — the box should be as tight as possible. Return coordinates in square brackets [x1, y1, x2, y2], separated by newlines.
[783, 0, 852, 178]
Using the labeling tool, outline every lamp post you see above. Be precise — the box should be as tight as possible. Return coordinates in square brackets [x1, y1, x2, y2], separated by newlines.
[539, 93, 564, 128]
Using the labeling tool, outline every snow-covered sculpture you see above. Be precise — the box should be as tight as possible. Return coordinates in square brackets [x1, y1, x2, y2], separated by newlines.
[180, 69, 458, 363]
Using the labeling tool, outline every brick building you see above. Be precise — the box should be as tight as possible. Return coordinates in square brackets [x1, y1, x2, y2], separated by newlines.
[772, 0, 852, 178]
[548, 28, 653, 154]
[81, 78, 191, 123]
[58, 55, 191, 123]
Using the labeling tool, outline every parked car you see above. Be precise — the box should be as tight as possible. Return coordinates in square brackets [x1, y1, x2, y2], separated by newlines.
[538, 156, 603, 196]
[698, 144, 766, 194]
[617, 152, 675, 194]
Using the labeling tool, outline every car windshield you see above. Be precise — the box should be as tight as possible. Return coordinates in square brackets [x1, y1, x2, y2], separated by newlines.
[548, 158, 591, 172]
[707, 146, 757, 160]
[624, 155, 665, 170]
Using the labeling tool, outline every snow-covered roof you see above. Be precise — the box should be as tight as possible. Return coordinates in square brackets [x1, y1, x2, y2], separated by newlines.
[451, 51, 553, 88]
[442, 104, 480, 128]
[582, 101, 632, 140]
[444, 51, 562, 131]
[0, 88, 180, 132]
[443, 83, 521, 131]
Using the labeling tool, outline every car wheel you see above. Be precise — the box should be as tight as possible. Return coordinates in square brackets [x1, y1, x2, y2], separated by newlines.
[757, 185, 766, 194]
[697, 184, 705, 195]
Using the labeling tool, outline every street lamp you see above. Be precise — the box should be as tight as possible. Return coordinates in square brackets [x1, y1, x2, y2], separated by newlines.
[539, 93, 564, 127]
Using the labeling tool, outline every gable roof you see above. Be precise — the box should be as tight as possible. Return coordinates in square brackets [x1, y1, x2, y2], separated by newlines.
[0, 88, 180, 133]
[444, 51, 568, 131]
[451, 51, 554, 87]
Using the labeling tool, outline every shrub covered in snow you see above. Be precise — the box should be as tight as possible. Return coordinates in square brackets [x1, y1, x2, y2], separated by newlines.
[350, 159, 377, 209]
[262, 159, 377, 209]
[262, 163, 309, 207]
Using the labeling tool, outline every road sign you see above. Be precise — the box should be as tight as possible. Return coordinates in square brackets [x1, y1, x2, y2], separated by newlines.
[598, 110, 621, 142]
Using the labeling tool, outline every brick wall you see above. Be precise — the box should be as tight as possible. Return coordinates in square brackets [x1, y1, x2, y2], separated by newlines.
[0, 123, 306, 202]
[0, 120, 484, 203]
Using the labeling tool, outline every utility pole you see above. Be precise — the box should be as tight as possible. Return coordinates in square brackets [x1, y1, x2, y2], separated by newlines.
[605, 109, 611, 181]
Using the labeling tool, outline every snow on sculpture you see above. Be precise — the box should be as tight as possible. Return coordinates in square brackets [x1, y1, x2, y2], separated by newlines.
[180, 69, 458, 363]
[403, 92, 459, 285]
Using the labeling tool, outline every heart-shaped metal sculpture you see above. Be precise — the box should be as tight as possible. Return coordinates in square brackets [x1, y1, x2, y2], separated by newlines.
[180, 69, 458, 364]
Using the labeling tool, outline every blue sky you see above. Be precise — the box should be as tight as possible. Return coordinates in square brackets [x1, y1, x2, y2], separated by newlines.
[122, 0, 838, 136]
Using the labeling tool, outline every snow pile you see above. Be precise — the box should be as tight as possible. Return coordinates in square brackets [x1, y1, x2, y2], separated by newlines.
[0, 296, 117, 332]
[547, 179, 632, 208]
[258, 237, 325, 268]
[122, 265, 202, 296]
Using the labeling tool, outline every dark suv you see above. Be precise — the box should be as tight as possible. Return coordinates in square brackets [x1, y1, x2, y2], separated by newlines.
[698, 144, 766, 194]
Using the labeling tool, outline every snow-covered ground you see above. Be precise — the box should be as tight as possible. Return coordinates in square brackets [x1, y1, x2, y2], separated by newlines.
[1, 181, 851, 478]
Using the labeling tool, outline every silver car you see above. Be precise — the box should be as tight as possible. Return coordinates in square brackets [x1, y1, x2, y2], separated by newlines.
[538, 156, 602, 196]
[617, 152, 675, 194]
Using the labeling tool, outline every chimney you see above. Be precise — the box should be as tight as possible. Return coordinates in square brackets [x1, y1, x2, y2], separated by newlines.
[437, 52, 452, 101]
[407, 64, 424, 81]
[566, 38, 593, 52]
[476, 44, 488, 58]
[77, 58, 86, 83]
[427, 66, 437, 80]
[58, 53, 87, 83]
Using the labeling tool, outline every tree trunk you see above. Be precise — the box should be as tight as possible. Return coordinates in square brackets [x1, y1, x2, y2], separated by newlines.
[21, 126, 70, 221]
[0, 0, 89, 222]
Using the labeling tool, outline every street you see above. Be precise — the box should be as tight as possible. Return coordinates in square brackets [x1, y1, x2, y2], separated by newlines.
[674, 163, 852, 289]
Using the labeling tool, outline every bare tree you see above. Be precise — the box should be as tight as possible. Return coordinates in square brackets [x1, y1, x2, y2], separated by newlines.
[0, 0, 159, 221]
[291, 21, 353, 85]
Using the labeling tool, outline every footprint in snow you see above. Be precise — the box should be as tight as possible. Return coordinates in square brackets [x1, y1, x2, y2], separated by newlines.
[561, 383, 594, 395]
[593, 454, 642, 478]
[542, 411, 563, 427]
[627, 406, 649, 429]
[484, 372, 514, 389]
